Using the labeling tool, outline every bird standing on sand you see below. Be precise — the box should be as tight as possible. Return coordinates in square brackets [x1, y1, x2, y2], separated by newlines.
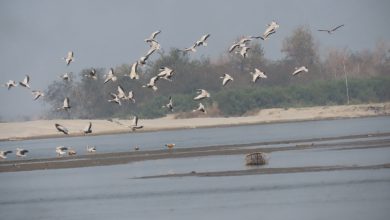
[56, 146, 68, 157]
[63, 51, 74, 66]
[16, 148, 28, 158]
[104, 68, 117, 84]
[83, 122, 92, 134]
[220, 73, 234, 86]
[55, 123, 69, 135]
[68, 148, 77, 156]
[165, 143, 175, 150]
[131, 116, 143, 131]
[318, 24, 344, 34]
[250, 68, 267, 83]
[0, 150, 12, 159]
[4, 80, 17, 90]
[292, 66, 309, 76]
[19, 75, 31, 89]
[194, 89, 210, 100]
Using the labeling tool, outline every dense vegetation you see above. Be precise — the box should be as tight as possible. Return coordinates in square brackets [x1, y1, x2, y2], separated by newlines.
[43, 26, 390, 119]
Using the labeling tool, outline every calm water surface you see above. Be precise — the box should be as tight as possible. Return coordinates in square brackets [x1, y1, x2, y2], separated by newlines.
[0, 117, 390, 220]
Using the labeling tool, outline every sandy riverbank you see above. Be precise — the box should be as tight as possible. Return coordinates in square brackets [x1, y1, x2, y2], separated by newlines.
[0, 102, 389, 141]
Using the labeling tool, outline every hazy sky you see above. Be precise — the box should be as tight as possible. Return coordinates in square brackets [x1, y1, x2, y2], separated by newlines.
[0, 0, 389, 120]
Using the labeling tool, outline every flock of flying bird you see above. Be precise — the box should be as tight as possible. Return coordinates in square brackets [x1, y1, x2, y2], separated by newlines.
[1, 22, 344, 159]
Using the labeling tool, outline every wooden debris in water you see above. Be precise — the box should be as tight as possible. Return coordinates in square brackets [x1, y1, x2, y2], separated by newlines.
[245, 152, 268, 166]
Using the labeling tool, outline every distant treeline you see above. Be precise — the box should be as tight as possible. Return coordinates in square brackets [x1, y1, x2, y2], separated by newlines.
[43, 26, 390, 119]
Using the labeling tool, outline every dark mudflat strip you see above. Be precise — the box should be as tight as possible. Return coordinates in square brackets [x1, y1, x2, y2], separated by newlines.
[137, 163, 390, 179]
[1, 133, 389, 173]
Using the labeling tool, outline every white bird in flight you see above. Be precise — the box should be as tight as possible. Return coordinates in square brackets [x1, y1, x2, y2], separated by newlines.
[16, 148, 29, 158]
[116, 86, 134, 102]
[108, 93, 122, 106]
[162, 96, 174, 112]
[260, 21, 279, 40]
[195, 34, 210, 47]
[4, 80, 17, 90]
[194, 89, 210, 100]
[63, 51, 74, 66]
[193, 102, 206, 114]
[144, 30, 161, 42]
[0, 150, 12, 159]
[117, 85, 127, 99]
[157, 67, 175, 81]
[292, 66, 309, 76]
[129, 62, 140, 80]
[237, 46, 250, 58]
[57, 97, 71, 111]
[250, 68, 267, 83]
[148, 39, 161, 50]
[228, 36, 252, 53]
[126, 91, 135, 103]
[32, 90, 44, 100]
[220, 73, 234, 86]
[182, 44, 197, 53]
[228, 43, 241, 53]
[85, 68, 97, 80]
[60, 72, 72, 82]
[104, 68, 117, 84]
[318, 24, 344, 34]
[19, 75, 31, 89]
[142, 76, 160, 91]
[55, 123, 69, 135]
[139, 47, 157, 65]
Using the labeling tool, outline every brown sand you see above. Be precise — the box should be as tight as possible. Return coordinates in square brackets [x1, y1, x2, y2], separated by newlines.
[0, 103, 389, 141]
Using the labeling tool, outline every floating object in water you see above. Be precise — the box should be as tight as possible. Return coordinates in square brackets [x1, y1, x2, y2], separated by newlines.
[245, 152, 268, 165]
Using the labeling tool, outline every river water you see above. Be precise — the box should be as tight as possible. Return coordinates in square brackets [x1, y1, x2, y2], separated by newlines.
[1, 116, 390, 160]
[0, 117, 390, 220]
